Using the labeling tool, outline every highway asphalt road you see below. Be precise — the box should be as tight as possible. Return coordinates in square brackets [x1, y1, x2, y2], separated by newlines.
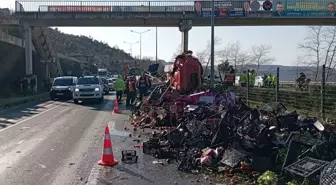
[0, 94, 209, 185]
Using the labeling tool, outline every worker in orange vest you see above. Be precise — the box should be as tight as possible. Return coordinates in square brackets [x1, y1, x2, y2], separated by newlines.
[126, 76, 136, 107]
[136, 72, 151, 101]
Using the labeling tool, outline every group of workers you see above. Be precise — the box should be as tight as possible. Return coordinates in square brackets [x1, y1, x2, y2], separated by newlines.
[239, 70, 277, 87]
[263, 73, 277, 87]
[113, 72, 152, 107]
[239, 70, 256, 86]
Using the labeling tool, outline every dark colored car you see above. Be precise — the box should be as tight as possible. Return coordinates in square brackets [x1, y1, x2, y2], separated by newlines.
[50, 76, 78, 100]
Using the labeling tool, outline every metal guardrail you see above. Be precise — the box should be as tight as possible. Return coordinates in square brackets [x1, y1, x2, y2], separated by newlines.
[16, 1, 197, 12]
[15, 0, 269, 12]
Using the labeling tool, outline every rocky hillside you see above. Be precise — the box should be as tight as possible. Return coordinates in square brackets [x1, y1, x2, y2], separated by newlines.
[48, 28, 162, 73]
[8, 27, 165, 74]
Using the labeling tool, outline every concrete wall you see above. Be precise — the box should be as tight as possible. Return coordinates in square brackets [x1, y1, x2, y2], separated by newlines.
[0, 42, 43, 96]
[0, 42, 25, 96]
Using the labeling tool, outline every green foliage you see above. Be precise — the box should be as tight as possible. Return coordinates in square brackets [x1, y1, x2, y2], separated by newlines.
[301, 178, 310, 185]
[257, 171, 278, 185]
[287, 180, 299, 185]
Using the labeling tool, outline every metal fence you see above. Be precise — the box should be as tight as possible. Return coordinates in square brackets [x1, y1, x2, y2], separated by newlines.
[14, 0, 335, 13]
[236, 65, 336, 120]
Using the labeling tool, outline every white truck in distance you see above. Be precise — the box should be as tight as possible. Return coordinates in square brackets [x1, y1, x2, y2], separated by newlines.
[97, 68, 108, 78]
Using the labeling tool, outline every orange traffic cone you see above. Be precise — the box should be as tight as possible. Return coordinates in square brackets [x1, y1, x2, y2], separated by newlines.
[98, 125, 118, 166]
[113, 98, 120, 114]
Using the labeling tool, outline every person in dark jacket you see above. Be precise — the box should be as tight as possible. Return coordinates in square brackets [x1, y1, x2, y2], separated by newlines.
[136, 72, 151, 101]
[30, 76, 37, 95]
[126, 76, 136, 107]
[21, 77, 28, 96]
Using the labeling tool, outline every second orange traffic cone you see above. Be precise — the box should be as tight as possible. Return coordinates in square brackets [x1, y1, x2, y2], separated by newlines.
[113, 97, 120, 114]
[98, 125, 118, 166]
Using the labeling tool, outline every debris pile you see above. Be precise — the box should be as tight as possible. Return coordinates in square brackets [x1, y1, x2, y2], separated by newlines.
[131, 88, 336, 184]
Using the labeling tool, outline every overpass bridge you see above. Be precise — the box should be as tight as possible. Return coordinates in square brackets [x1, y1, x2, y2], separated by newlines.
[9, 0, 336, 77]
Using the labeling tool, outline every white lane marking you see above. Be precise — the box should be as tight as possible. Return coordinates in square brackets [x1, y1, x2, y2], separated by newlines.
[0, 103, 63, 133]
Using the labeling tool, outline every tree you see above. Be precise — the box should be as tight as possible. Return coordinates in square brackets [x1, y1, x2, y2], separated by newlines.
[250, 45, 274, 75]
[171, 44, 182, 61]
[194, 37, 222, 76]
[142, 56, 154, 61]
[194, 50, 208, 64]
[220, 41, 251, 72]
[323, 27, 336, 81]
[298, 26, 336, 82]
[298, 26, 324, 81]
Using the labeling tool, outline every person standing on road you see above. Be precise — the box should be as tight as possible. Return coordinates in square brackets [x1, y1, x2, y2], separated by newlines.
[240, 71, 247, 87]
[272, 75, 277, 88]
[21, 76, 28, 96]
[30, 76, 37, 95]
[136, 72, 151, 101]
[126, 76, 136, 107]
[114, 76, 125, 104]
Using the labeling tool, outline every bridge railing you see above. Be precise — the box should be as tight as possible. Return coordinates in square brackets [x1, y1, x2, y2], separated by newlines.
[15, 0, 270, 12]
[235, 65, 336, 121]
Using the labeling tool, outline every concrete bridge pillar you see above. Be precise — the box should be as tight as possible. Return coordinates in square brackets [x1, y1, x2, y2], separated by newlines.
[23, 23, 33, 75]
[179, 20, 192, 53]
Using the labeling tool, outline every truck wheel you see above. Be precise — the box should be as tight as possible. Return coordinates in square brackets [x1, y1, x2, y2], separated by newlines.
[74, 99, 79, 104]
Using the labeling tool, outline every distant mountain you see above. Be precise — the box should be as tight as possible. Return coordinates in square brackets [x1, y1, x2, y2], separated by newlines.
[254, 65, 336, 82]
[203, 64, 336, 82]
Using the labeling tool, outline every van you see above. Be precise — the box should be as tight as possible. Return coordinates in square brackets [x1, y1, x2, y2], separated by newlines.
[50, 76, 78, 100]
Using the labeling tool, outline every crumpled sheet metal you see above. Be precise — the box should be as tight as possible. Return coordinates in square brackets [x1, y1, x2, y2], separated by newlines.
[221, 147, 247, 168]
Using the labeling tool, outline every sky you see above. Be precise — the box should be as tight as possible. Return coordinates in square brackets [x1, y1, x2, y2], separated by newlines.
[0, 1, 311, 66]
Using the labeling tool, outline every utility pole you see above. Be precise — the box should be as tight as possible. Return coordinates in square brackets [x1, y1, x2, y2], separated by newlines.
[155, 27, 158, 63]
[130, 29, 151, 60]
[123, 41, 139, 57]
[210, 0, 215, 88]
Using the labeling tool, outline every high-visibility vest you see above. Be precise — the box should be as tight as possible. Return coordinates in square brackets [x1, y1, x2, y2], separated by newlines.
[128, 81, 135, 92]
[240, 74, 247, 83]
[136, 77, 150, 88]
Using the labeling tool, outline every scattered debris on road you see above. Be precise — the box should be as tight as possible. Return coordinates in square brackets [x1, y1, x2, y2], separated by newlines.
[127, 85, 336, 185]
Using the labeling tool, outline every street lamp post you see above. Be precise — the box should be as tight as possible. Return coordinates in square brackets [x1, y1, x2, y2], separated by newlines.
[130, 29, 151, 60]
[210, 0, 215, 88]
[123, 41, 139, 57]
[156, 27, 158, 63]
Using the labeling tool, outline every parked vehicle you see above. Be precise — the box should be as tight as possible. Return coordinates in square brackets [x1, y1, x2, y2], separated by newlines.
[50, 76, 77, 100]
[254, 76, 265, 87]
[73, 76, 104, 104]
[97, 68, 109, 78]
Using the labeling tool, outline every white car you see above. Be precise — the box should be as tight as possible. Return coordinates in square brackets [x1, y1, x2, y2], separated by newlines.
[73, 76, 104, 104]
[107, 78, 117, 91]
[254, 76, 265, 87]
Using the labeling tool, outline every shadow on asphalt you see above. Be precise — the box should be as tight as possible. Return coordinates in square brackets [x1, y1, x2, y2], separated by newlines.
[0, 100, 67, 129]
